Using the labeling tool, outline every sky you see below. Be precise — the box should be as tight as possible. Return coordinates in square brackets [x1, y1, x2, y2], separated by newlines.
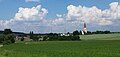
[0, 0, 120, 33]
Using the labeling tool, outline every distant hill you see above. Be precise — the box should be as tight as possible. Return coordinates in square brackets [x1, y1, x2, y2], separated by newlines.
[13, 32, 25, 35]
[0, 30, 25, 35]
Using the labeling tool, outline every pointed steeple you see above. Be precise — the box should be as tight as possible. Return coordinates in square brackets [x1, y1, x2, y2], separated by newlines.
[82, 15, 87, 35]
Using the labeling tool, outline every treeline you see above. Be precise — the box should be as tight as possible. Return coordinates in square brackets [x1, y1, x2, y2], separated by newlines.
[48, 36, 80, 41]
[92, 31, 111, 34]
[0, 29, 15, 45]
[29, 30, 111, 41]
[0, 29, 112, 43]
[72, 30, 111, 35]
[29, 32, 80, 41]
[48, 33, 80, 41]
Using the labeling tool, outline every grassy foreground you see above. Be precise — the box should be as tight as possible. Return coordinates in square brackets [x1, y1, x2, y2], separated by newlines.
[1, 41, 120, 57]
[0, 34, 120, 57]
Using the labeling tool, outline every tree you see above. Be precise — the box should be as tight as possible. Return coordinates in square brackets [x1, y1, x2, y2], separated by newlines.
[67, 32, 70, 34]
[79, 31, 82, 35]
[95, 31, 104, 34]
[0, 34, 5, 43]
[104, 31, 111, 34]
[2, 34, 15, 45]
[30, 31, 34, 39]
[3, 29, 12, 35]
[93, 30, 111, 34]
[1, 29, 15, 45]
[32, 35, 39, 41]
[73, 30, 79, 36]
[6, 34, 15, 43]
[85, 31, 92, 35]
[21, 37, 24, 41]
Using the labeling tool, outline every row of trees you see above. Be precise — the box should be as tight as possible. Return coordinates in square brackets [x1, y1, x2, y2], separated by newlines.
[0, 29, 15, 45]
[92, 31, 111, 34]
[47, 36, 80, 41]
[29, 32, 81, 41]
[29, 30, 111, 41]
[72, 30, 111, 35]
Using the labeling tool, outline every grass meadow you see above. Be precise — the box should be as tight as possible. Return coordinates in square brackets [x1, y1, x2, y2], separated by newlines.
[0, 33, 120, 57]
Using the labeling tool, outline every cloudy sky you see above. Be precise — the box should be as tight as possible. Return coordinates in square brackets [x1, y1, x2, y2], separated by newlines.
[0, 0, 120, 33]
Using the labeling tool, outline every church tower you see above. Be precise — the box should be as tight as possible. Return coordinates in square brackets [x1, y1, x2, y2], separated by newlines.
[82, 16, 87, 35]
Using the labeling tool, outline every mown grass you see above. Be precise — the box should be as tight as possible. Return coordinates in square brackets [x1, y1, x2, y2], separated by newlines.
[0, 33, 120, 57]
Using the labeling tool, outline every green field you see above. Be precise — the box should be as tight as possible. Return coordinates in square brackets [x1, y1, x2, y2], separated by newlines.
[81, 33, 120, 40]
[0, 34, 120, 57]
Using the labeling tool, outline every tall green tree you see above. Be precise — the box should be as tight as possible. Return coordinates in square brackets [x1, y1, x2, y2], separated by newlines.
[30, 31, 34, 39]
[2, 29, 15, 45]
[73, 30, 79, 36]
[3, 29, 12, 35]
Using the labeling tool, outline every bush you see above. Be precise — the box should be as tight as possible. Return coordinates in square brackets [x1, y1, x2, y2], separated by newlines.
[48, 35, 80, 41]
[6, 34, 15, 43]
[21, 37, 24, 41]
[43, 36, 48, 41]
[0, 34, 5, 43]
[58, 36, 80, 41]
[0, 34, 15, 45]
[32, 36, 39, 41]
[3, 40, 11, 45]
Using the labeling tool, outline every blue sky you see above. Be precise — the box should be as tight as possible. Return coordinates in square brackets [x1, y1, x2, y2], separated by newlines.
[0, 0, 120, 33]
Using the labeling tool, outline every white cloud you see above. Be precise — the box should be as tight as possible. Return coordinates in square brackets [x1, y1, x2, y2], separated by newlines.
[52, 18, 65, 26]
[0, 5, 48, 31]
[56, 14, 62, 17]
[66, 2, 120, 26]
[0, 2, 120, 32]
[109, 2, 118, 10]
[14, 5, 48, 21]
[25, 0, 40, 2]
[98, 18, 113, 25]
